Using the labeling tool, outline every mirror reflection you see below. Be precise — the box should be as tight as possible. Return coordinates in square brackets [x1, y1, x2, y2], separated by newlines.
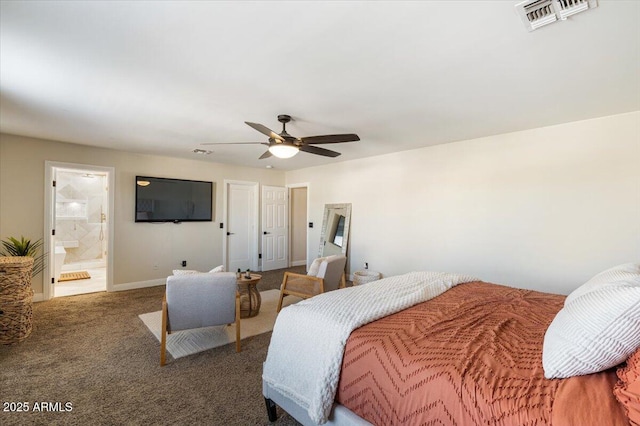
[319, 203, 351, 257]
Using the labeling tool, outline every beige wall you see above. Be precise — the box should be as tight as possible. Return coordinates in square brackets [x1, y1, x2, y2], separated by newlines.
[2, 112, 638, 297]
[285, 111, 640, 295]
[0, 134, 285, 295]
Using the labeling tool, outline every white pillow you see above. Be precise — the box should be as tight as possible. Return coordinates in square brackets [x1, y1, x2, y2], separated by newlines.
[172, 269, 200, 275]
[542, 263, 640, 379]
[209, 265, 225, 273]
[565, 263, 640, 305]
[308, 257, 326, 277]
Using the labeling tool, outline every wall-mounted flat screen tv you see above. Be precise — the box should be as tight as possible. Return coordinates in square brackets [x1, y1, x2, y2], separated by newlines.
[135, 176, 213, 223]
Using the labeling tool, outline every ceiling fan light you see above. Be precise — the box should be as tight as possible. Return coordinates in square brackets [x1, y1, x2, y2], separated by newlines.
[269, 144, 299, 159]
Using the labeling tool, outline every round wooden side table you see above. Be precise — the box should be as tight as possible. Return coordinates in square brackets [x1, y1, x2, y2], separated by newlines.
[236, 274, 262, 318]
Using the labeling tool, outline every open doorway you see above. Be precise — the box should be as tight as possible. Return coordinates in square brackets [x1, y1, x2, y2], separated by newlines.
[44, 162, 114, 299]
[288, 184, 309, 268]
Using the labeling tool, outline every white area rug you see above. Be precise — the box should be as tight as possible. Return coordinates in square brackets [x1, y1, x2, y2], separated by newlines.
[139, 289, 300, 359]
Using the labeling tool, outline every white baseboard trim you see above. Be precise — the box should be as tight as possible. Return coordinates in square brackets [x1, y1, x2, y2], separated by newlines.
[290, 260, 307, 267]
[33, 293, 44, 302]
[110, 278, 166, 292]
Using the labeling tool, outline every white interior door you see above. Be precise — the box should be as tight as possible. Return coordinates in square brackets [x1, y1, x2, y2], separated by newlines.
[225, 181, 258, 273]
[261, 185, 288, 271]
[46, 167, 58, 299]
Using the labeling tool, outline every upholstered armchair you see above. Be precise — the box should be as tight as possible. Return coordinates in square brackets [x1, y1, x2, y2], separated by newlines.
[277, 254, 347, 312]
[161, 271, 240, 366]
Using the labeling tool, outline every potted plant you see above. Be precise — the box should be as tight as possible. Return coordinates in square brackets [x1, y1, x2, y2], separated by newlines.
[0, 236, 47, 277]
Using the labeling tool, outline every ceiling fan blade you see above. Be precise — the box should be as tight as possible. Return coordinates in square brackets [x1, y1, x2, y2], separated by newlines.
[245, 122, 285, 141]
[299, 145, 341, 158]
[300, 134, 360, 144]
[200, 142, 267, 145]
[259, 150, 273, 159]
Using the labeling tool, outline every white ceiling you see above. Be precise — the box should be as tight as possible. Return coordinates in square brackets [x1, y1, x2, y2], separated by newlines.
[1, 1, 638, 171]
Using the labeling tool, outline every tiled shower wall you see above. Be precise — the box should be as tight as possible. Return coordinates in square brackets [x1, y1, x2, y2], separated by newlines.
[56, 171, 108, 264]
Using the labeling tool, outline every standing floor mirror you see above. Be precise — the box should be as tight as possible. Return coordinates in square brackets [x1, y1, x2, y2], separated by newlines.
[318, 203, 351, 258]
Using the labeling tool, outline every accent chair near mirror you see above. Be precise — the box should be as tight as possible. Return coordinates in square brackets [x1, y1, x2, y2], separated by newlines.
[318, 203, 351, 258]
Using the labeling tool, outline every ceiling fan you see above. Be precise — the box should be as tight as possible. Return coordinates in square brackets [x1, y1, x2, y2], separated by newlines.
[202, 114, 360, 159]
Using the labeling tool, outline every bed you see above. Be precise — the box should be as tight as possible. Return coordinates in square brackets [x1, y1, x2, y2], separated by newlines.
[263, 267, 640, 425]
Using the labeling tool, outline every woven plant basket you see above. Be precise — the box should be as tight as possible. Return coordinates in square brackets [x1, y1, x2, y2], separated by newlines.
[0, 256, 34, 297]
[0, 292, 34, 344]
[0, 256, 35, 344]
[353, 270, 381, 286]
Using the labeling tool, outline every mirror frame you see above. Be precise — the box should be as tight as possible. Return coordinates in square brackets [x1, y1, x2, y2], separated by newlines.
[318, 203, 351, 258]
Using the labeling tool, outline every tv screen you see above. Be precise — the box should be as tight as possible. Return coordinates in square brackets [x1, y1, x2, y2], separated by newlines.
[135, 176, 213, 222]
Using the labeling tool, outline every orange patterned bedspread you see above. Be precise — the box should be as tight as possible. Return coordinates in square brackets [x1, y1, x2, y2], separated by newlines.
[336, 281, 627, 425]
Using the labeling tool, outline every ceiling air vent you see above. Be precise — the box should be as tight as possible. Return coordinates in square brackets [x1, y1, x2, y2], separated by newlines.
[515, 0, 598, 32]
[555, 0, 597, 20]
[516, 0, 557, 31]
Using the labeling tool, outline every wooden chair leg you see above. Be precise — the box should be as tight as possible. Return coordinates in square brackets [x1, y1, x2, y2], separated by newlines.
[160, 296, 168, 366]
[235, 292, 241, 352]
[277, 291, 285, 313]
[277, 274, 288, 313]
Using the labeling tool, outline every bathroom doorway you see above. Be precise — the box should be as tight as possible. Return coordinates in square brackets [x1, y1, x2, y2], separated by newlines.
[44, 162, 114, 299]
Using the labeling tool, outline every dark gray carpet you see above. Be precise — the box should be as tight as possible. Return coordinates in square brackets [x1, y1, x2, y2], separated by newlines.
[0, 267, 307, 426]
